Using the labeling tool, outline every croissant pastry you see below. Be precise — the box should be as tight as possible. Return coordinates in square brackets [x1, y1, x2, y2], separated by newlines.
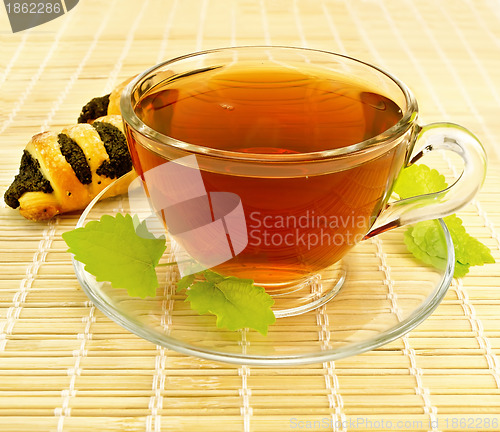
[4, 77, 135, 221]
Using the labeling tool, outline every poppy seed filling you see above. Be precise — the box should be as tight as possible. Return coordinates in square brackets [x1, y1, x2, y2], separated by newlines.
[4, 151, 53, 209]
[93, 122, 132, 179]
[58, 133, 92, 185]
[77, 94, 110, 124]
[4, 112, 132, 210]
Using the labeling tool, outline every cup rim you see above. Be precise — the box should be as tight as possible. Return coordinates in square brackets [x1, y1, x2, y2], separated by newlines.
[120, 45, 418, 162]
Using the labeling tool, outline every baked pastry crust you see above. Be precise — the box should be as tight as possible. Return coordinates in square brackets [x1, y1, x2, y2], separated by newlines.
[5, 115, 133, 221]
[5, 77, 136, 221]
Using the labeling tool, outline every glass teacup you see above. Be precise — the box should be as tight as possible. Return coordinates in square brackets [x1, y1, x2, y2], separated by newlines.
[120, 46, 486, 309]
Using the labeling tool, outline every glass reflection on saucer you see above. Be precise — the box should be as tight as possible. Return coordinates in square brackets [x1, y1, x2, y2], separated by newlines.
[71, 174, 454, 366]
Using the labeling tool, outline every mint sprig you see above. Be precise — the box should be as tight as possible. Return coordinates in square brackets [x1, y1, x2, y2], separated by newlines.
[62, 214, 166, 297]
[63, 214, 275, 334]
[63, 164, 494, 336]
[177, 270, 275, 335]
[394, 164, 495, 277]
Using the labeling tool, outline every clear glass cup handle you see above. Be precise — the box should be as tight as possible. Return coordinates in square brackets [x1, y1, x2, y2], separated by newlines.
[366, 122, 487, 238]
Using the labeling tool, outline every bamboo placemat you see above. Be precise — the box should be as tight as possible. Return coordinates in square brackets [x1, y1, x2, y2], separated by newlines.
[1, 1, 500, 431]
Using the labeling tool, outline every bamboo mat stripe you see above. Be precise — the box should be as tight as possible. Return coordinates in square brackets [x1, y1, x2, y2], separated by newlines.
[1, 1, 500, 431]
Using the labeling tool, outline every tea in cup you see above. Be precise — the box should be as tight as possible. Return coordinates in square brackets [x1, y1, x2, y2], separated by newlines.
[121, 46, 486, 296]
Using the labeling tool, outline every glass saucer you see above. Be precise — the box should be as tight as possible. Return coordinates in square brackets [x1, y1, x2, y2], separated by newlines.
[71, 174, 454, 366]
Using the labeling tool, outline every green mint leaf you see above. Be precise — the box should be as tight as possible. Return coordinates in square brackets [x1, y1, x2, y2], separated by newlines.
[63, 214, 166, 297]
[395, 164, 495, 277]
[404, 221, 470, 277]
[132, 214, 162, 240]
[176, 274, 195, 292]
[203, 269, 226, 284]
[64, 213, 277, 333]
[441, 215, 495, 267]
[181, 273, 276, 335]
[403, 215, 494, 278]
[410, 220, 448, 259]
[404, 226, 449, 270]
[393, 163, 448, 199]
[186, 281, 221, 315]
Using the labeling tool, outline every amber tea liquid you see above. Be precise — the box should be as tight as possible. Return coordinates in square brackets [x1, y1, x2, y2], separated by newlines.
[128, 63, 406, 286]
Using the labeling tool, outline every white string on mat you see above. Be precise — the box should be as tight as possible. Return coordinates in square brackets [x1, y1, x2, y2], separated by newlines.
[147, 256, 176, 431]
[54, 244, 96, 431]
[214, 5, 255, 431]
[55, 245, 96, 432]
[453, 278, 500, 388]
[436, 2, 500, 109]
[384, 0, 500, 389]
[239, 361, 253, 432]
[340, 2, 440, 429]
[378, 0, 500, 254]
[259, 0, 272, 45]
[403, 0, 500, 160]
[294, 5, 347, 430]
[54, 304, 95, 430]
[0, 14, 73, 136]
[293, 0, 307, 48]
[320, 0, 346, 56]
[146, 1, 182, 425]
[148, 0, 216, 428]
[229, 2, 237, 47]
[372, 237, 439, 430]
[40, 0, 120, 131]
[102, 0, 151, 95]
[354, 0, 500, 393]
[148, 1, 215, 429]
[0, 30, 31, 90]
[464, 0, 500, 56]
[148, 230, 177, 432]
[314, 282, 347, 432]
[147, 346, 168, 432]
[323, 360, 346, 432]
[53, 2, 154, 429]
[195, 0, 210, 52]
[155, 0, 180, 64]
[0, 218, 58, 352]
[147, 268, 173, 432]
